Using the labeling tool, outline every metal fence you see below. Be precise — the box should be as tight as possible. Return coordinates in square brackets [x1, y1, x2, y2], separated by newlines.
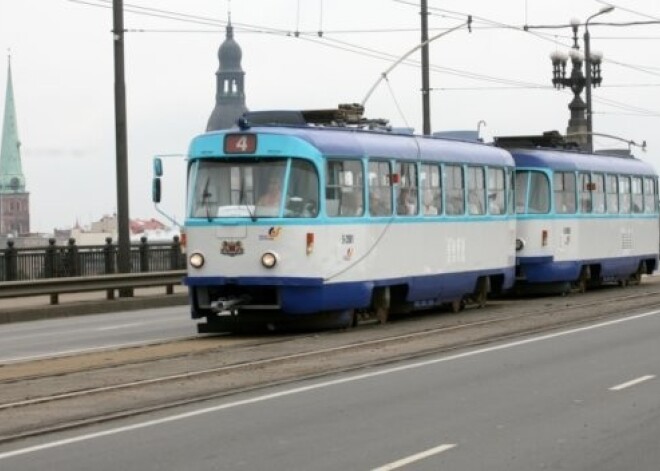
[0, 236, 186, 282]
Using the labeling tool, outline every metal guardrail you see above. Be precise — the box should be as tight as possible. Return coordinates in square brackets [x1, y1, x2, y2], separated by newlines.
[0, 236, 186, 282]
[0, 270, 187, 305]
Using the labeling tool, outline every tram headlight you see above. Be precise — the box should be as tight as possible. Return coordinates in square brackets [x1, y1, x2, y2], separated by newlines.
[261, 251, 278, 269]
[189, 252, 205, 269]
[515, 238, 525, 251]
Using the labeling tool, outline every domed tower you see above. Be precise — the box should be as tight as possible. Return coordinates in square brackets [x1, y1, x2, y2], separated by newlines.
[0, 55, 30, 235]
[206, 17, 248, 131]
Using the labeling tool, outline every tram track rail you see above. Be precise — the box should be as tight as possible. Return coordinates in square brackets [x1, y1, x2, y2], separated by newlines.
[1, 279, 660, 444]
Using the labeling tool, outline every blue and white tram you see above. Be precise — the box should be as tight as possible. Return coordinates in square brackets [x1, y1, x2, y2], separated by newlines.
[176, 108, 516, 332]
[509, 144, 658, 293]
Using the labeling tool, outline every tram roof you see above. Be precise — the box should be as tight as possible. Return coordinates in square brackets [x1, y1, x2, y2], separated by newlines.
[190, 125, 514, 167]
[510, 147, 657, 176]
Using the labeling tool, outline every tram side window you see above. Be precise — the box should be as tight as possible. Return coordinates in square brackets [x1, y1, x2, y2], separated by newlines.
[487, 167, 505, 215]
[579, 172, 592, 213]
[396, 162, 419, 216]
[445, 165, 465, 215]
[592, 173, 605, 214]
[514, 171, 528, 213]
[420, 164, 441, 215]
[284, 160, 319, 218]
[368, 160, 393, 216]
[619, 176, 631, 214]
[631, 176, 643, 213]
[467, 166, 486, 215]
[325, 160, 363, 217]
[528, 172, 550, 213]
[554, 172, 576, 214]
[643, 177, 657, 213]
[606, 175, 619, 213]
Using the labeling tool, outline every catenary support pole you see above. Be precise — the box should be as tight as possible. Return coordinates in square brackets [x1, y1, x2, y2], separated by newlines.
[112, 0, 132, 297]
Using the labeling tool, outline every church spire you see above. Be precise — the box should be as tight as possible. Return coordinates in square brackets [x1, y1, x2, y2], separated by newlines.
[206, 13, 248, 131]
[0, 54, 25, 193]
[227, 10, 234, 39]
[0, 54, 30, 236]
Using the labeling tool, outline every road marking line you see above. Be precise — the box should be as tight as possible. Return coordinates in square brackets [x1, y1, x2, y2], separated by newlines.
[371, 444, 457, 470]
[1, 308, 660, 461]
[609, 375, 656, 391]
[1, 316, 187, 341]
[94, 322, 147, 332]
[0, 336, 195, 365]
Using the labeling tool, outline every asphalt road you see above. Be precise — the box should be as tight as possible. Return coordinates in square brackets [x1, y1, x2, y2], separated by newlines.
[0, 306, 195, 364]
[1, 307, 658, 470]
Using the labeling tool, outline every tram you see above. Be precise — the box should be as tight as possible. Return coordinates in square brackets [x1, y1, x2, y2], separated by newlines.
[497, 132, 659, 293]
[157, 105, 517, 332]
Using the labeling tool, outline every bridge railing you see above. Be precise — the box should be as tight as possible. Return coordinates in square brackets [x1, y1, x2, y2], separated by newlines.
[0, 270, 187, 307]
[0, 236, 186, 282]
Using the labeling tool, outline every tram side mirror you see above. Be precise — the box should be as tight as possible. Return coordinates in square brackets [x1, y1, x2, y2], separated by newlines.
[153, 157, 163, 177]
[152, 177, 162, 203]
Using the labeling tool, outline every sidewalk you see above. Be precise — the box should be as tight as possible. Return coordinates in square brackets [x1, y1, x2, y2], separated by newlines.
[0, 285, 189, 324]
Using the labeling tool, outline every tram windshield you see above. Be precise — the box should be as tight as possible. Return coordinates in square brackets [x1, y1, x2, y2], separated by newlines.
[515, 170, 550, 214]
[188, 158, 319, 219]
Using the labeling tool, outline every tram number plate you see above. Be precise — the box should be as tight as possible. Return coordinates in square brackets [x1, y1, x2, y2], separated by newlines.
[225, 134, 257, 154]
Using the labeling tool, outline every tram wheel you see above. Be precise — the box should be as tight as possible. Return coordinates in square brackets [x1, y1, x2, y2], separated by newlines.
[474, 277, 489, 308]
[348, 310, 359, 328]
[574, 267, 590, 294]
[629, 264, 644, 286]
[375, 306, 390, 324]
[450, 299, 465, 313]
[373, 287, 391, 324]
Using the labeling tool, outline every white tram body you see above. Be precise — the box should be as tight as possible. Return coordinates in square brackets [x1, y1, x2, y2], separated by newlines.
[510, 147, 658, 291]
[181, 114, 516, 331]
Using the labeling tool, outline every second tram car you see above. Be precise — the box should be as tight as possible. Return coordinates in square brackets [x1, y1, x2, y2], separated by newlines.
[171, 106, 517, 332]
[498, 134, 659, 293]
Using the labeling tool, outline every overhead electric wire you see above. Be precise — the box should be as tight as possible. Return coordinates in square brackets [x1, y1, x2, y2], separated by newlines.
[433, 83, 660, 91]
[598, 112, 660, 118]
[592, 95, 660, 117]
[604, 59, 660, 78]
[410, 0, 660, 82]
[596, 0, 660, 22]
[69, 0, 288, 35]
[408, 1, 660, 117]
[69, 0, 228, 28]
[315, 34, 549, 89]
[69, 0, 660, 118]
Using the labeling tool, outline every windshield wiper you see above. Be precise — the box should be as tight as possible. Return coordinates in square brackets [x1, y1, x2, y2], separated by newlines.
[202, 177, 213, 222]
[239, 177, 257, 222]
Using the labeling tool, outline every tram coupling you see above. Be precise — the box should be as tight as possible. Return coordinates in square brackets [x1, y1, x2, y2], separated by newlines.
[210, 295, 251, 313]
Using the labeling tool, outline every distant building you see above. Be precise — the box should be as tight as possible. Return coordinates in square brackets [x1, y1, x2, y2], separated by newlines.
[129, 217, 168, 235]
[0, 55, 30, 236]
[65, 214, 177, 246]
[206, 17, 249, 131]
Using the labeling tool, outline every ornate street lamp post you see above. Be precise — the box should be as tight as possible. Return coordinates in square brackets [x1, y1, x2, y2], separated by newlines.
[550, 20, 587, 149]
[549, 7, 614, 152]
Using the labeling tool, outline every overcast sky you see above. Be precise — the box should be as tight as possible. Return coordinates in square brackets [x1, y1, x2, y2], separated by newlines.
[1, 0, 659, 233]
